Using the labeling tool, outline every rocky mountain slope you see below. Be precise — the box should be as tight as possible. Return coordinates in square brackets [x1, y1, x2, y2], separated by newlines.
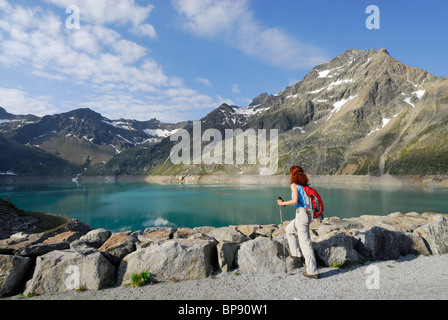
[0, 108, 189, 175]
[273, 48, 448, 176]
[1, 48, 447, 177]
[0, 107, 40, 132]
[0, 135, 75, 176]
[90, 48, 448, 177]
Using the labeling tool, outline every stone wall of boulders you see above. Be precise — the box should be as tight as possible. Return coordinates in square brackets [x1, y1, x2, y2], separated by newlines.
[1, 211, 447, 298]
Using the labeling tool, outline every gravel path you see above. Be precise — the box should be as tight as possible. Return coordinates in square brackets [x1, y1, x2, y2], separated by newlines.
[4, 254, 448, 301]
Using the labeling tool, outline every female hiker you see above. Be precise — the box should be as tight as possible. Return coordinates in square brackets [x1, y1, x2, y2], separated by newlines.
[277, 166, 319, 279]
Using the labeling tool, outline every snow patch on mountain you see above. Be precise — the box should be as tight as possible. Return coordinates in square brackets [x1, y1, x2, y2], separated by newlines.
[293, 127, 306, 133]
[232, 104, 270, 116]
[317, 70, 332, 78]
[404, 97, 415, 108]
[309, 88, 325, 94]
[327, 79, 354, 90]
[0, 119, 19, 124]
[144, 128, 179, 138]
[326, 95, 358, 121]
[413, 90, 425, 99]
[102, 120, 135, 131]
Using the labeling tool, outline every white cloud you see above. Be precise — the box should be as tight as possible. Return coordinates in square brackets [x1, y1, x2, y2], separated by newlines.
[69, 28, 101, 56]
[172, 0, 247, 38]
[0, 1, 218, 121]
[232, 84, 240, 93]
[130, 23, 157, 39]
[216, 95, 234, 107]
[0, 87, 58, 116]
[196, 77, 212, 87]
[79, 91, 215, 122]
[172, 0, 328, 70]
[44, 0, 156, 37]
[0, 0, 12, 12]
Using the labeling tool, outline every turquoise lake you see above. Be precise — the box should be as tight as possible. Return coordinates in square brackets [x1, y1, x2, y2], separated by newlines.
[1, 182, 447, 232]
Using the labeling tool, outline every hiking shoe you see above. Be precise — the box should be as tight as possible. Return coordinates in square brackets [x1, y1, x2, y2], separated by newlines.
[303, 272, 319, 279]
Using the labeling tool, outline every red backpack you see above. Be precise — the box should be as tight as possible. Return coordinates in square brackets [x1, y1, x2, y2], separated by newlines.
[303, 186, 324, 220]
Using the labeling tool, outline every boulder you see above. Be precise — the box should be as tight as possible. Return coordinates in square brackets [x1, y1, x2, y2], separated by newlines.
[405, 232, 432, 256]
[354, 215, 427, 233]
[135, 239, 153, 250]
[15, 242, 71, 257]
[385, 216, 429, 232]
[98, 232, 137, 266]
[192, 226, 216, 234]
[139, 230, 173, 242]
[317, 223, 341, 236]
[0, 255, 31, 297]
[272, 221, 290, 237]
[313, 231, 360, 267]
[117, 239, 217, 285]
[354, 226, 430, 260]
[70, 228, 111, 250]
[217, 241, 239, 272]
[173, 227, 194, 239]
[255, 225, 277, 238]
[10, 232, 32, 240]
[404, 212, 421, 218]
[235, 225, 260, 239]
[14, 231, 82, 257]
[317, 219, 364, 236]
[309, 219, 321, 231]
[143, 227, 176, 235]
[422, 212, 448, 221]
[130, 230, 143, 239]
[43, 231, 82, 244]
[188, 232, 216, 241]
[414, 216, 448, 254]
[388, 212, 405, 218]
[0, 232, 49, 255]
[24, 249, 116, 296]
[208, 227, 250, 243]
[136, 230, 175, 249]
[235, 237, 291, 273]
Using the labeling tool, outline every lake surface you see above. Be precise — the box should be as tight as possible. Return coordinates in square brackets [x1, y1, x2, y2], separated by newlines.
[1, 182, 447, 232]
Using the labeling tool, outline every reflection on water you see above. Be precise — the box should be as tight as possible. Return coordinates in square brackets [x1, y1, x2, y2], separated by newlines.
[1, 182, 447, 232]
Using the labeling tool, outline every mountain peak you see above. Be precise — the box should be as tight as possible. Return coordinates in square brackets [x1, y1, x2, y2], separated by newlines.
[0, 107, 40, 123]
[64, 108, 104, 121]
[0, 106, 12, 119]
[377, 47, 390, 55]
[250, 93, 271, 107]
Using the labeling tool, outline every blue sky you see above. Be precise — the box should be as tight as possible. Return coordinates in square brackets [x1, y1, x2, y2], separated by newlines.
[0, 0, 447, 122]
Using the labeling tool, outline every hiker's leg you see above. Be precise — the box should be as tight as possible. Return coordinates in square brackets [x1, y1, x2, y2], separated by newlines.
[296, 207, 318, 275]
[285, 219, 302, 258]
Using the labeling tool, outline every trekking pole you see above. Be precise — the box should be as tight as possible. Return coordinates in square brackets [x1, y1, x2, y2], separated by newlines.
[277, 197, 286, 258]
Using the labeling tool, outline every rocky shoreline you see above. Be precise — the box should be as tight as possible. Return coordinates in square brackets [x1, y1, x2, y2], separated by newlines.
[144, 174, 448, 188]
[1, 197, 447, 299]
[2, 173, 448, 188]
[78, 173, 448, 188]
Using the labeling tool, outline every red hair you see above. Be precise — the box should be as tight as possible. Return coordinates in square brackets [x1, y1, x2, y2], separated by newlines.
[289, 166, 309, 186]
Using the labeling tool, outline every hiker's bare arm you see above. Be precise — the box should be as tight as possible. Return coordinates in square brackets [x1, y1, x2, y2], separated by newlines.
[277, 184, 299, 206]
